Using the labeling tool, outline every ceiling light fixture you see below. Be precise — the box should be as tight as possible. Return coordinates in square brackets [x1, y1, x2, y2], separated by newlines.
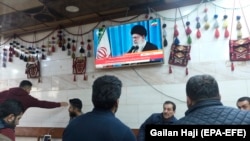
[65, 5, 79, 13]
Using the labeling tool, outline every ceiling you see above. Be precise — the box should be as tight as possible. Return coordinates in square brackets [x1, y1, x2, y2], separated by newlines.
[0, 0, 210, 37]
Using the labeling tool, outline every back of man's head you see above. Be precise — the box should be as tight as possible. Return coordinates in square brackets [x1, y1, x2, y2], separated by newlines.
[19, 80, 32, 88]
[0, 99, 24, 119]
[186, 74, 220, 102]
[92, 75, 122, 110]
[69, 98, 82, 111]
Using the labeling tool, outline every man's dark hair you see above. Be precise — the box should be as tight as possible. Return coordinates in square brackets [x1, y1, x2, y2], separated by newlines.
[0, 99, 24, 118]
[237, 97, 250, 104]
[186, 74, 220, 102]
[92, 75, 122, 110]
[69, 98, 82, 111]
[163, 101, 176, 111]
[19, 80, 32, 88]
[131, 25, 147, 37]
[237, 96, 250, 103]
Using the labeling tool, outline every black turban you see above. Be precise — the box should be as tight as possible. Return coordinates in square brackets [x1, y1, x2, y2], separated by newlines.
[131, 25, 147, 36]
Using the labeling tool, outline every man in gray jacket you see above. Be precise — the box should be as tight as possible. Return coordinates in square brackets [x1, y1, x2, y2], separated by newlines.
[174, 74, 250, 124]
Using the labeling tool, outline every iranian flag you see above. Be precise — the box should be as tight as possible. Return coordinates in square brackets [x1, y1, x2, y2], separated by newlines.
[96, 28, 111, 59]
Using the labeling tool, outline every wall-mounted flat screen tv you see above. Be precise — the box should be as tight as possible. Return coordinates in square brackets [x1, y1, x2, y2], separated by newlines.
[93, 18, 164, 69]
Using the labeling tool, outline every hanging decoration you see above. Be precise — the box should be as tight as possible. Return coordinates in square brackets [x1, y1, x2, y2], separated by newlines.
[168, 45, 191, 70]
[42, 38, 50, 57]
[71, 24, 89, 81]
[79, 41, 85, 56]
[8, 43, 14, 62]
[19, 45, 26, 62]
[203, 8, 210, 30]
[236, 16, 242, 39]
[173, 24, 180, 46]
[229, 37, 250, 61]
[71, 39, 77, 58]
[173, 9, 180, 46]
[87, 39, 92, 57]
[41, 48, 46, 60]
[75, 25, 85, 59]
[57, 28, 66, 51]
[185, 21, 192, 45]
[213, 14, 220, 38]
[169, 8, 192, 75]
[11, 39, 20, 61]
[2, 48, 7, 67]
[67, 38, 71, 56]
[229, 0, 250, 71]
[72, 56, 87, 81]
[46, 43, 52, 56]
[223, 15, 229, 38]
[35, 33, 48, 62]
[169, 8, 179, 74]
[229, 0, 237, 71]
[162, 23, 168, 47]
[25, 60, 41, 82]
[196, 16, 201, 39]
[51, 36, 56, 52]
[78, 26, 86, 58]
[145, 7, 153, 19]
[0, 21, 99, 83]
[19, 45, 24, 60]
[13, 41, 20, 58]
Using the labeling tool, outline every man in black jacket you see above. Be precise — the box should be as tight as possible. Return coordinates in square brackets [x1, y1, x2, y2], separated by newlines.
[68, 98, 83, 122]
[174, 74, 250, 124]
[236, 96, 250, 110]
[137, 101, 177, 141]
[127, 25, 158, 53]
[63, 75, 136, 141]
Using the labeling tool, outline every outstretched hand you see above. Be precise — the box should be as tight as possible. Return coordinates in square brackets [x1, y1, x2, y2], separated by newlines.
[60, 102, 69, 107]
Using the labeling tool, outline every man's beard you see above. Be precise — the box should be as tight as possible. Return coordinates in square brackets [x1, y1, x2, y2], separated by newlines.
[8, 119, 16, 128]
[133, 38, 145, 48]
[69, 112, 77, 118]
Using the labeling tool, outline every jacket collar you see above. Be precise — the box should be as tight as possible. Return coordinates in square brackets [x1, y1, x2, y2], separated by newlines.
[0, 119, 13, 129]
[185, 99, 223, 116]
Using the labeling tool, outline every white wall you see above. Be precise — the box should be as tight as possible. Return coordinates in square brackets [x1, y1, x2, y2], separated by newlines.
[1, 0, 250, 140]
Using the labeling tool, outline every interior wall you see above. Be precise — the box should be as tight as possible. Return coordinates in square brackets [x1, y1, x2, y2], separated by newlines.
[0, 0, 250, 140]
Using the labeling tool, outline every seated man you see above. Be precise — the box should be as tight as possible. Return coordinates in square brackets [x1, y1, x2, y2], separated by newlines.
[68, 98, 83, 122]
[236, 96, 250, 110]
[137, 101, 177, 141]
[0, 99, 24, 141]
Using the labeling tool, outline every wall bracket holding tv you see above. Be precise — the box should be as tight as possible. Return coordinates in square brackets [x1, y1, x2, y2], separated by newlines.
[93, 18, 164, 69]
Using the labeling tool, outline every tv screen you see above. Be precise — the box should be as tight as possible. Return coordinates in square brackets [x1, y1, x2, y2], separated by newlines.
[93, 18, 164, 69]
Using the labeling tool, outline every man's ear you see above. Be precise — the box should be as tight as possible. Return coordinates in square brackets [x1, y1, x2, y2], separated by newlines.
[6, 114, 15, 123]
[114, 99, 119, 108]
[186, 96, 192, 108]
[112, 99, 119, 114]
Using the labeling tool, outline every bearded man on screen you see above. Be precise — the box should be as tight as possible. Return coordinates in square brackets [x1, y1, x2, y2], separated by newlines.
[127, 25, 158, 53]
